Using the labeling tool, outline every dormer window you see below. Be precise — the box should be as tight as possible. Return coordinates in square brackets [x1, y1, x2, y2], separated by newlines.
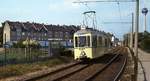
[16, 29, 21, 36]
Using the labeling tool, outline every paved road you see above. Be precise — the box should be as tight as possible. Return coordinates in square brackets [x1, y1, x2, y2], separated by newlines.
[138, 49, 150, 81]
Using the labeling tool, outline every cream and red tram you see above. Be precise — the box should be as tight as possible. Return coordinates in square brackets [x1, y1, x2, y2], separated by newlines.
[74, 28, 111, 60]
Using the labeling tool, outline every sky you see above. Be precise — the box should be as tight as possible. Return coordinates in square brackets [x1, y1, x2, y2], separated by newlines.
[0, 0, 150, 40]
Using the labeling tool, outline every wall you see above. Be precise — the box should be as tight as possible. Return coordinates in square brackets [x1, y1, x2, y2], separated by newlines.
[3, 22, 10, 45]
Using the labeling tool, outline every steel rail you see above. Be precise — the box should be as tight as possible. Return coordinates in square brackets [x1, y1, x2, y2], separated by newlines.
[84, 51, 121, 81]
[26, 47, 122, 81]
[51, 47, 122, 81]
[113, 56, 127, 81]
[113, 47, 127, 81]
[26, 62, 81, 81]
[51, 64, 91, 81]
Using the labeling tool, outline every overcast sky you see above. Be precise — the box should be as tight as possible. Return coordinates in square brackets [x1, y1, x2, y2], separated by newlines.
[0, 0, 150, 39]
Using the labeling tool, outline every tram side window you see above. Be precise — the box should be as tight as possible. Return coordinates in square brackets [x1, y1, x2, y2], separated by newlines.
[99, 36, 102, 46]
[75, 37, 78, 47]
[105, 39, 107, 47]
[92, 36, 97, 47]
[87, 36, 90, 47]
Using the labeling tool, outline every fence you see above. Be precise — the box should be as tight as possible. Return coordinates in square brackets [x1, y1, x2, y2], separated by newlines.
[0, 47, 51, 66]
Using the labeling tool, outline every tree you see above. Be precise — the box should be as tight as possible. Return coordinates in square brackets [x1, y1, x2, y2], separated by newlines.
[13, 40, 25, 48]
[12, 39, 41, 48]
[139, 31, 150, 52]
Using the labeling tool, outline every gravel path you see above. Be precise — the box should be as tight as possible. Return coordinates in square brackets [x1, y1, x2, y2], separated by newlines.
[138, 49, 150, 81]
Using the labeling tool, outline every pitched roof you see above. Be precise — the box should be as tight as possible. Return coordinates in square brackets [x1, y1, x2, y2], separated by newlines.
[4, 21, 79, 33]
[7, 21, 24, 31]
[22, 22, 36, 31]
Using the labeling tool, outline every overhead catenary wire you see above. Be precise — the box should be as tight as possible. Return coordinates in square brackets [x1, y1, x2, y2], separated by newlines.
[74, 0, 134, 33]
[75, 0, 126, 30]
[116, 1, 122, 20]
[77, 0, 93, 28]
[77, 0, 93, 11]
[73, 0, 136, 3]
[77, 0, 98, 29]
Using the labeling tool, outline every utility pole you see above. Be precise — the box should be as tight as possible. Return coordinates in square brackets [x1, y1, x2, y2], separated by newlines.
[134, 0, 139, 81]
[130, 13, 134, 48]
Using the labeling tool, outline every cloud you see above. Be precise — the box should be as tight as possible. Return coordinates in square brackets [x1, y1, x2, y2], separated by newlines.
[49, 0, 80, 11]
[64, 0, 80, 8]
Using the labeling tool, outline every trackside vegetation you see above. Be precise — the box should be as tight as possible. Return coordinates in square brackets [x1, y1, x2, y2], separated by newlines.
[139, 31, 150, 52]
[0, 56, 73, 79]
[124, 31, 150, 53]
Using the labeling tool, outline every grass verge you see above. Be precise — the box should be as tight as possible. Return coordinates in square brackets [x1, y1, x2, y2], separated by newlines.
[0, 56, 73, 79]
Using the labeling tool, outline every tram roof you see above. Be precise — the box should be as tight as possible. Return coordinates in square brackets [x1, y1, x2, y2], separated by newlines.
[74, 28, 112, 39]
[74, 29, 100, 35]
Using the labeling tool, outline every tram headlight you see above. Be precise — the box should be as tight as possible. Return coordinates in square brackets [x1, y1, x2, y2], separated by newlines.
[80, 51, 87, 58]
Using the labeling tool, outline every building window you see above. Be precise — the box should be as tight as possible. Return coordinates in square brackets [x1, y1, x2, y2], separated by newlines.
[60, 32, 63, 38]
[28, 32, 30, 36]
[16, 29, 21, 37]
[48, 31, 52, 38]
[54, 32, 58, 38]
[44, 33, 47, 36]
[65, 32, 69, 38]
[22, 32, 25, 36]
[44, 33, 47, 40]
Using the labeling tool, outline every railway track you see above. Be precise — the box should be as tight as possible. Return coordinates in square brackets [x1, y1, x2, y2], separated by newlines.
[26, 47, 127, 81]
[25, 61, 82, 81]
[86, 47, 127, 81]
[59, 47, 124, 81]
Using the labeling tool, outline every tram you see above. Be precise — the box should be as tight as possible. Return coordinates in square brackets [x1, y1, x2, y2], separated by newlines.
[74, 28, 111, 60]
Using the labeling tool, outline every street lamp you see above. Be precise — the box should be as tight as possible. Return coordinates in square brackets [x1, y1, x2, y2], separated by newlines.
[142, 8, 148, 32]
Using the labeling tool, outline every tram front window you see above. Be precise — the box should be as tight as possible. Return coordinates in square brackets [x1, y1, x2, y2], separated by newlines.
[75, 36, 90, 47]
[79, 36, 86, 47]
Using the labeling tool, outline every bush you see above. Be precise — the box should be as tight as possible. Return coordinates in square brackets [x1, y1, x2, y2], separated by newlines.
[60, 50, 74, 57]
[29, 43, 41, 48]
[13, 40, 25, 48]
[140, 38, 150, 52]
[12, 40, 41, 48]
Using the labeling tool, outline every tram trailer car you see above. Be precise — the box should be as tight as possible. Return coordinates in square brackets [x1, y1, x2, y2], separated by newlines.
[74, 28, 111, 60]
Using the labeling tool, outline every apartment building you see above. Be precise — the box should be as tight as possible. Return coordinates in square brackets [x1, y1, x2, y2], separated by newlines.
[2, 21, 80, 46]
